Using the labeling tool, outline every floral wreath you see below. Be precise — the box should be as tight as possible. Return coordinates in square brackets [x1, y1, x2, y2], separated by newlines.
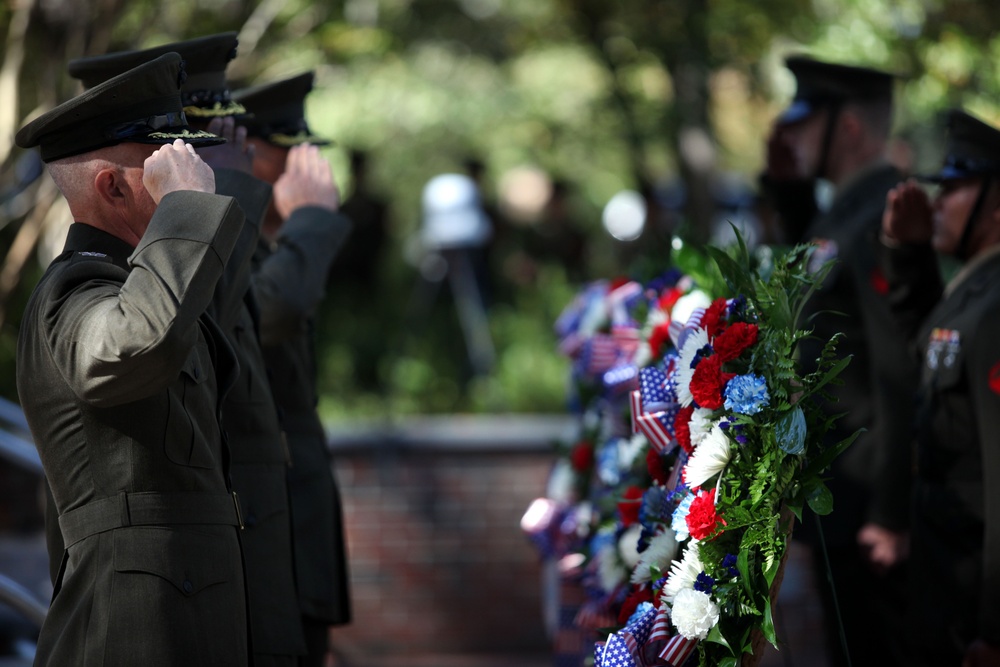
[593, 237, 853, 667]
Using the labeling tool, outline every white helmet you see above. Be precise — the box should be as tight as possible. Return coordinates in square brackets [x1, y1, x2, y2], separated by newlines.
[421, 173, 492, 249]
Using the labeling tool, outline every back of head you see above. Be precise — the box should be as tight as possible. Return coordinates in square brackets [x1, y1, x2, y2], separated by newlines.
[67, 32, 244, 119]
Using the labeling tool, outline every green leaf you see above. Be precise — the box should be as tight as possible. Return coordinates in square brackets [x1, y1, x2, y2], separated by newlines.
[806, 481, 834, 515]
[737, 547, 752, 596]
[762, 597, 778, 647]
[705, 245, 757, 299]
[802, 428, 862, 479]
[763, 551, 783, 588]
[706, 624, 735, 654]
[718, 658, 738, 667]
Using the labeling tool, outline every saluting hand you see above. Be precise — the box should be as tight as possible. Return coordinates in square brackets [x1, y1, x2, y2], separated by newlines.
[272, 144, 340, 220]
[143, 139, 216, 204]
[198, 116, 254, 174]
[882, 178, 933, 245]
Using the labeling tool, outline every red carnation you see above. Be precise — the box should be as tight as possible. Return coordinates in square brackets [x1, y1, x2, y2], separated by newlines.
[712, 322, 759, 363]
[569, 440, 595, 472]
[647, 447, 671, 485]
[674, 405, 695, 455]
[699, 298, 728, 338]
[658, 287, 683, 314]
[618, 485, 645, 527]
[648, 322, 672, 359]
[686, 488, 725, 540]
[618, 585, 654, 624]
[690, 355, 735, 410]
[610, 276, 630, 290]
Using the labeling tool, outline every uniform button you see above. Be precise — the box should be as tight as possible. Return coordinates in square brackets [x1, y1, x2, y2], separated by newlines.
[183, 580, 194, 594]
[193, 366, 200, 380]
[244, 513, 257, 528]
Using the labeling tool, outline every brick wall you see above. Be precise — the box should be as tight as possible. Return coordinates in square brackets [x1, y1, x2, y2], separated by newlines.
[327, 415, 572, 659]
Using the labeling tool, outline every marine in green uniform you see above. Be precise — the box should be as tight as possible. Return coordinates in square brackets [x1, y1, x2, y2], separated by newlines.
[15, 53, 250, 666]
[233, 72, 353, 667]
[769, 56, 917, 666]
[881, 109, 1000, 667]
[67, 34, 308, 666]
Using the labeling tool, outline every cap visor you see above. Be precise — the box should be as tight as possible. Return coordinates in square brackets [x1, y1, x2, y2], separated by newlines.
[136, 127, 226, 148]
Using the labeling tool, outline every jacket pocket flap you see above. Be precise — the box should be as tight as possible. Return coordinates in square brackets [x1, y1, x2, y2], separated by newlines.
[114, 527, 235, 596]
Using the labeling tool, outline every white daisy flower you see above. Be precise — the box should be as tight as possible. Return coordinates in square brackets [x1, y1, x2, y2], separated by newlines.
[596, 541, 626, 593]
[661, 543, 703, 604]
[675, 327, 709, 407]
[683, 422, 732, 488]
[671, 588, 720, 640]
[630, 529, 679, 584]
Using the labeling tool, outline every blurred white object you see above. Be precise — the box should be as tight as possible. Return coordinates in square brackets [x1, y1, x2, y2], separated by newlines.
[421, 173, 492, 249]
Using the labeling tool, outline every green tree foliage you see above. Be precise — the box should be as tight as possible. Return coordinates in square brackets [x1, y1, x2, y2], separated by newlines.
[0, 0, 998, 417]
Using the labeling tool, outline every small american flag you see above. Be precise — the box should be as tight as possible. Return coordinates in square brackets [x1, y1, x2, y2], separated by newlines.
[621, 605, 657, 656]
[583, 334, 621, 375]
[611, 325, 642, 360]
[639, 367, 672, 412]
[603, 364, 639, 397]
[660, 634, 698, 667]
[596, 633, 638, 667]
[630, 385, 677, 455]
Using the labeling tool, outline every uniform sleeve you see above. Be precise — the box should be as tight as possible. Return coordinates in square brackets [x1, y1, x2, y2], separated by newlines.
[878, 239, 944, 344]
[968, 307, 1000, 644]
[854, 231, 919, 530]
[208, 168, 272, 330]
[45, 191, 244, 407]
[253, 206, 352, 346]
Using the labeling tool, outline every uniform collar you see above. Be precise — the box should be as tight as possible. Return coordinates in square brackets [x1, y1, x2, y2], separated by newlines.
[62, 222, 135, 270]
[944, 242, 1000, 298]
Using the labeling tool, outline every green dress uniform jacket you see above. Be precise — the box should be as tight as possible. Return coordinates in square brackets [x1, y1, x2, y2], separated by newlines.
[798, 162, 917, 538]
[16, 191, 250, 667]
[795, 162, 916, 666]
[253, 206, 352, 624]
[881, 241, 1000, 664]
[213, 170, 307, 664]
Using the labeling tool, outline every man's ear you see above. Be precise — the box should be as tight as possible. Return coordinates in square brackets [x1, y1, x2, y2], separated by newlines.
[93, 168, 125, 206]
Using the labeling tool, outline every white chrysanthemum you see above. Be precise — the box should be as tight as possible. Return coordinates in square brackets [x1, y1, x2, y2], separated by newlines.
[670, 290, 712, 328]
[630, 529, 679, 584]
[683, 422, 732, 488]
[675, 327, 709, 407]
[619, 433, 647, 470]
[596, 542, 626, 593]
[618, 524, 644, 570]
[671, 588, 720, 640]
[661, 543, 703, 604]
[688, 408, 715, 448]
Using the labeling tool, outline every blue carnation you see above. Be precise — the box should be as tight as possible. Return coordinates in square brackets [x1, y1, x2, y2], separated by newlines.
[723, 373, 770, 415]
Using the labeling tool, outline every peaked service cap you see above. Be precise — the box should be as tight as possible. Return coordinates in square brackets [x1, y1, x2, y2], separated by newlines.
[778, 56, 895, 126]
[920, 109, 1000, 182]
[15, 52, 223, 163]
[67, 32, 244, 118]
[232, 71, 330, 147]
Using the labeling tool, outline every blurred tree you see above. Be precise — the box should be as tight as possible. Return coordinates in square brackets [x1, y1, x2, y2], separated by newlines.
[2, 0, 1000, 416]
